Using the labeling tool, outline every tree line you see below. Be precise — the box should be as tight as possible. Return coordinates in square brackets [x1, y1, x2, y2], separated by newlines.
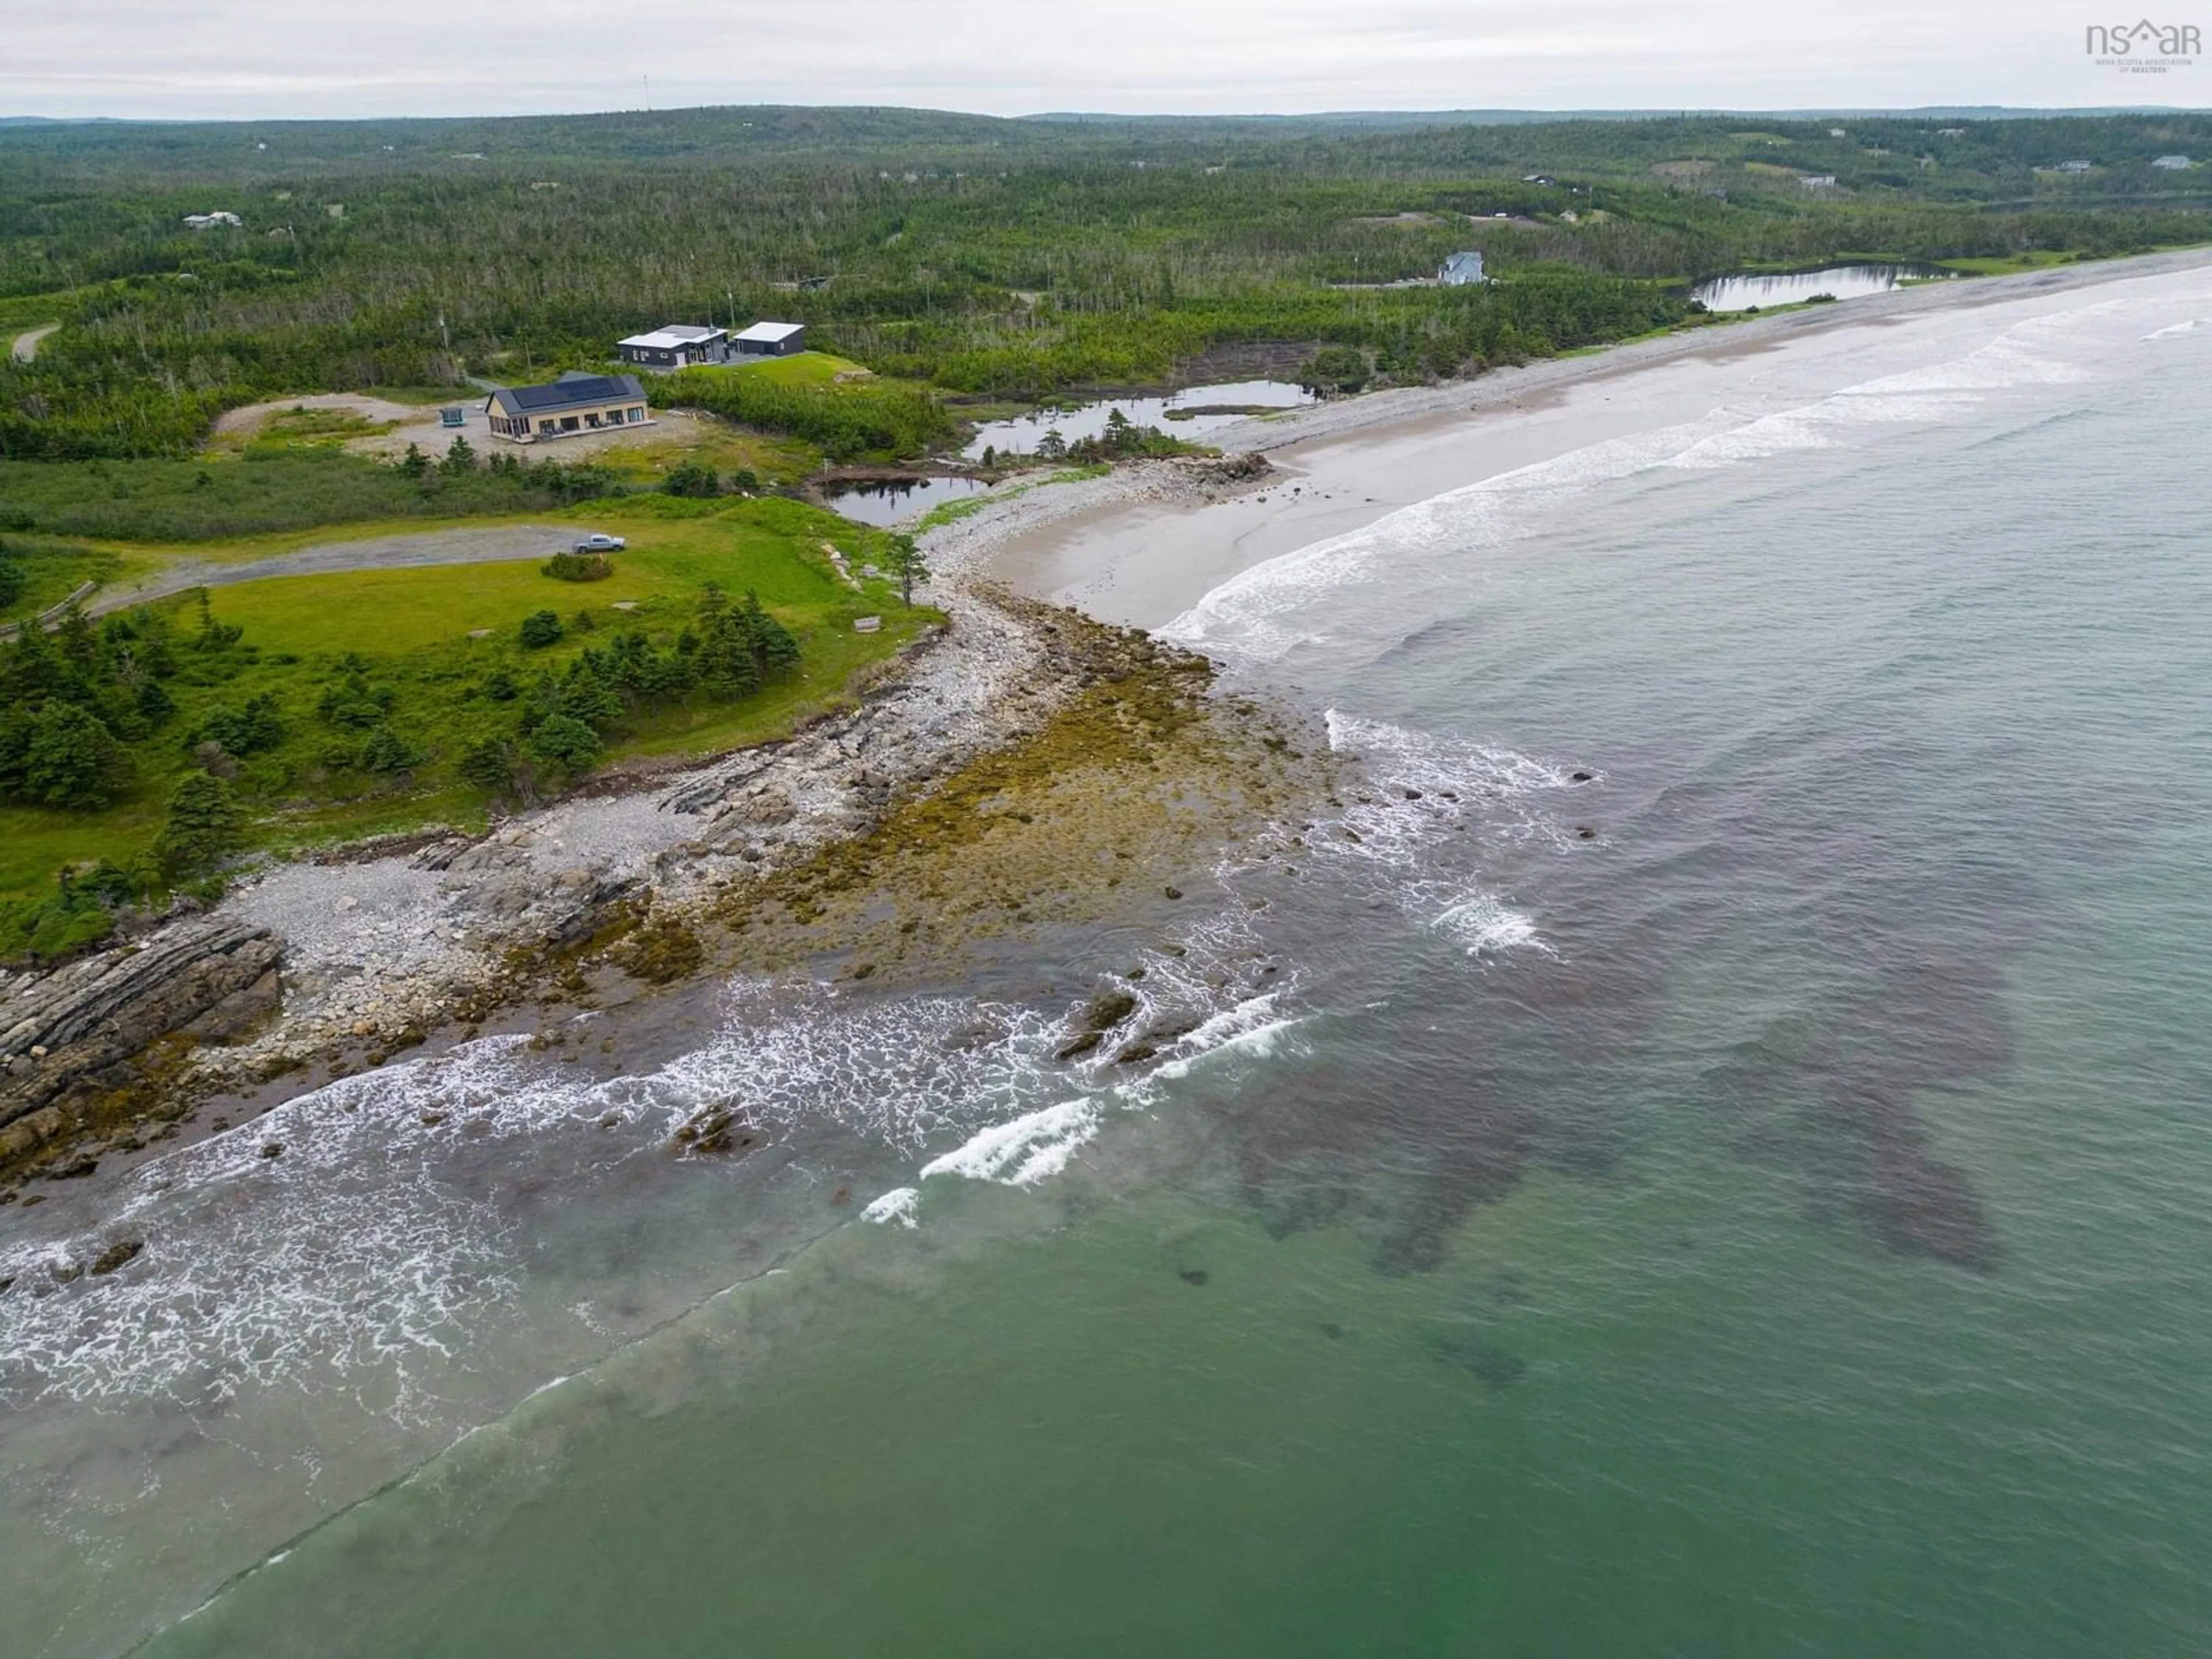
[1, 111, 2205, 459]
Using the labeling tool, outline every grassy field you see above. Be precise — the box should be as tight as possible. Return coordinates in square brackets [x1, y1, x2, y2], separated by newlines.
[1, 495, 934, 902]
[591, 422, 821, 488]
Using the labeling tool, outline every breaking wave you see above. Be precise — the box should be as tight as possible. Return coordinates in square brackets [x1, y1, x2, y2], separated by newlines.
[0, 903, 1309, 1409]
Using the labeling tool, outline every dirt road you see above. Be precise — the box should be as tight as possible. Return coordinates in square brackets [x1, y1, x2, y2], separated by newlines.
[85, 524, 597, 616]
[10, 323, 60, 363]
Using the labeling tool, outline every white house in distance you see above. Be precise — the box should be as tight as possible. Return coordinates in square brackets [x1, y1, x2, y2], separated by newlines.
[2152, 154, 2194, 170]
[616, 324, 728, 369]
[182, 211, 243, 229]
[733, 320, 807, 357]
[1438, 251, 1486, 286]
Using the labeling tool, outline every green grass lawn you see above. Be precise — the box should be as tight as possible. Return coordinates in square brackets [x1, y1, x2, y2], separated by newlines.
[1, 496, 935, 901]
[713, 351, 873, 388]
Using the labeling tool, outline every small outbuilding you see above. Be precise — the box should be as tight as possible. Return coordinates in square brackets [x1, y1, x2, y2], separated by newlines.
[2152, 154, 2194, 170]
[617, 324, 728, 369]
[733, 320, 807, 357]
[483, 371, 651, 444]
[1438, 251, 1487, 286]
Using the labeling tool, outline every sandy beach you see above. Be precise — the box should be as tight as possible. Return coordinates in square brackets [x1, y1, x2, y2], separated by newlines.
[935, 246, 2212, 629]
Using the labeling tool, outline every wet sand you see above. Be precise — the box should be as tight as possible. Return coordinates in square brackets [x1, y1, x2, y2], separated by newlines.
[966, 247, 2212, 630]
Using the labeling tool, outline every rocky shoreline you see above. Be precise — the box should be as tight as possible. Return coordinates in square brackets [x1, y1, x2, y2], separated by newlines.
[1, 539, 1325, 1194]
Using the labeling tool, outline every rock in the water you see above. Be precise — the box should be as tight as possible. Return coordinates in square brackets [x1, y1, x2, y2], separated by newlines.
[1055, 988, 1140, 1062]
[89, 1239, 143, 1276]
[669, 1101, 755, 1157]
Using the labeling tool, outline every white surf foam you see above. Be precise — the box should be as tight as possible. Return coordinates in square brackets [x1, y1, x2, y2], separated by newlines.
[861, 1187, 921, 1228]
[1310, 711, 1577, 959]
[0, 900, 1321, 1403]
[917, 1099, 1103, 1187]
[1159, 301, 2133, 662]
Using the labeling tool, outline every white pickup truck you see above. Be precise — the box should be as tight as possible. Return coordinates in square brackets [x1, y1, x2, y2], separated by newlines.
[572, 533, 627, 554]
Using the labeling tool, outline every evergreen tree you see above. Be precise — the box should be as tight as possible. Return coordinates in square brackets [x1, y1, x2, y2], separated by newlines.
[739, 590, 801, 672]
[154, 771, 246, 880]
[885, 533, 927, 607]
[2, 701, 131, 808]
[458, 736, 518, 794]
[355, 724, 424, 773]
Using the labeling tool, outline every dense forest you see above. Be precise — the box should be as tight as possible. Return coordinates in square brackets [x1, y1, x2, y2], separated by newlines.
[2, 105, 2209, 458]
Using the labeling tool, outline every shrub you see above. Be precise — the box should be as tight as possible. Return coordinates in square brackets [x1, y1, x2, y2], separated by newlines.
[1298, 346, 1371, 396]
[527, 713, 603, 776]
[355, 725, 425, 774]
[194, 691, 285, 755]
[519, 609, 564, 647]
[458, 736, 519, 794]
[541, 552, 615, 582]
[662, 458, 722, 498]
[316, 668, 395, 729]
[0, 865, 137, 964]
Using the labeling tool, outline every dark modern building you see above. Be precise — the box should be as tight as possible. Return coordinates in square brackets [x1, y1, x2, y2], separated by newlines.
[733, 320, 807, 357]
[616, 324, 728, 369]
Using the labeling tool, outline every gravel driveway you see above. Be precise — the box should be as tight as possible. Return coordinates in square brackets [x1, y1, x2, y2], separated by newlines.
[88, 525, 596, 616]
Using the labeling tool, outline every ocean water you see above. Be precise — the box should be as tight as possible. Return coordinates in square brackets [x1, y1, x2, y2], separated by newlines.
[8, 271, 2212, 1657]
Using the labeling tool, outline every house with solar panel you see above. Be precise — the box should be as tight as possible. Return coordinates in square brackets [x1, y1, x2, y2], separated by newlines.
[483, 372, 652, 444]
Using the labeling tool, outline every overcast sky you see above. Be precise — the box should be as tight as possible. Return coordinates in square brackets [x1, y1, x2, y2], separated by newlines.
[5, 0, 2204, 120]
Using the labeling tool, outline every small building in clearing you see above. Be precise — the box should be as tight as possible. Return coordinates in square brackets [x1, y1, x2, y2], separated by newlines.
[182, 211, 243, 229]
[616, 324, 728, 369]
[733, 320, 807, 357]
[484, 372, 651, 444]
[2152, 154, 2194, 170]
[1438, 251, 1487, 286]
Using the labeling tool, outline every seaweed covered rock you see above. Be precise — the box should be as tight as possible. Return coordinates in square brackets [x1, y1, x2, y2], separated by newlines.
[1055, 987, 1140, 1062]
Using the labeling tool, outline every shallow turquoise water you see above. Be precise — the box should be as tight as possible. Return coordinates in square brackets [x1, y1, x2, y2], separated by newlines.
[12, 272, 2212, 1658]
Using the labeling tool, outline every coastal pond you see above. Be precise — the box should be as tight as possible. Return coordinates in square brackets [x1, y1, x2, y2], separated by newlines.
[1692, 264, 1955, 312]
[960, 379, 1314, 459]
[821, 474, 994, 526]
